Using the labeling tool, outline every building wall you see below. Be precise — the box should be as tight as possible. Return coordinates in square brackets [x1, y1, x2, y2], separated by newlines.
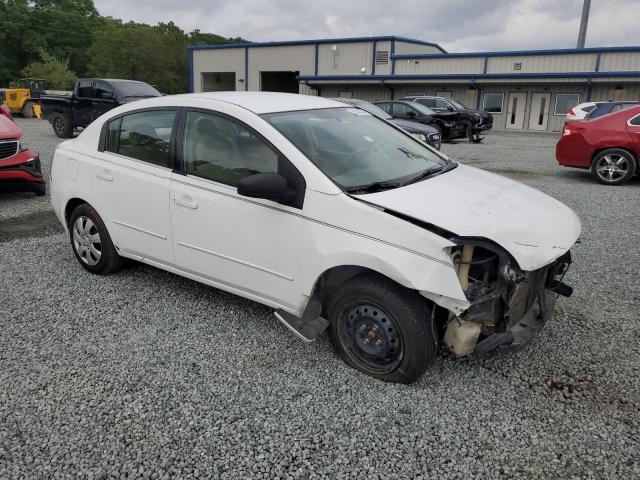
[486, 54, 597, 73]
[192, 48, 244, 92]
[317, 41, 374, 76]
[395, 57, 485, 75]
[247, 45, 315, 91]
[599, 52, 640, 71]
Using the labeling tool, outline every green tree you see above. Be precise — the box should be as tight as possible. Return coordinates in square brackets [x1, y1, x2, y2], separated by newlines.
[22, 48, 76, 89]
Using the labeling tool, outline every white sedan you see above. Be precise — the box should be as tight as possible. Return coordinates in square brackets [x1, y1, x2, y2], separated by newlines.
[50, 92, 581, 383]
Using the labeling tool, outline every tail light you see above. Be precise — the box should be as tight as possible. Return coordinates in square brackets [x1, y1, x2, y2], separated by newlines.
[562, 124, 577, 136]
[567, 107, 576, 117]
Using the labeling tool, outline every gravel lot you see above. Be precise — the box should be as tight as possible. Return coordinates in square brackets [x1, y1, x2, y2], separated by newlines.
[1, 119, 639, 479]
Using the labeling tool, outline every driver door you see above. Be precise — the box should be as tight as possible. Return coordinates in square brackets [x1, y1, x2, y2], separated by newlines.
[170, 109, 303, 310]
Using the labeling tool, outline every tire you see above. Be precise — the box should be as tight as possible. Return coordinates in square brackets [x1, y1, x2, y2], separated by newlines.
[326, 273, 437, 384]
[21, 101, 35, 118]
[34, 184, 46, 197]
[51, 113, 74, 138]
[590, 148, 636, 185]
[69, 203, 124, 274]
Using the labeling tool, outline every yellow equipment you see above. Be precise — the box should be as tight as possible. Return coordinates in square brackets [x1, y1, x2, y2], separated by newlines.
[1, 78, 47, 118]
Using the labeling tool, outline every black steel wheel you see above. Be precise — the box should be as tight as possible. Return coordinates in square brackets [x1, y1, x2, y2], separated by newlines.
[337, 301, 404, 375]
[327, 273, 437, 384]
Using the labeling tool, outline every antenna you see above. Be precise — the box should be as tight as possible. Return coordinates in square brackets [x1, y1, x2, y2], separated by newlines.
[577, 0, 591, 48]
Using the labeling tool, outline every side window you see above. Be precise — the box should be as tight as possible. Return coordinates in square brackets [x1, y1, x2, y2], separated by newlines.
[434, 99, 450, 110]
[77, 80, 93, 98]
[183, 111, 278, 187]
[105, 117, 121, 152]
[376, 103, 392, 114]
[111, 110, 176, 167]
[419, 99, 436, 108]
[94, 81, 114, 99]
[392, 103, 413, 116]
[629, 114, 640, 126]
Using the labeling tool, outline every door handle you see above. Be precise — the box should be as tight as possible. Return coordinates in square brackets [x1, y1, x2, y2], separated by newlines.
[95, 169, 113, 181]
[173, 195, 198, 209]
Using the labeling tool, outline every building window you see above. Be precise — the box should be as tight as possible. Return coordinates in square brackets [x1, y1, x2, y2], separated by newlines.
[554, 93, 581, 116]
[482, 93, 504, 113]
[375, 51, 389, 65]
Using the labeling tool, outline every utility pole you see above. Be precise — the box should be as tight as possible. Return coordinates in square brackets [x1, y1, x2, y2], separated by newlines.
[577, 0, 591, 48]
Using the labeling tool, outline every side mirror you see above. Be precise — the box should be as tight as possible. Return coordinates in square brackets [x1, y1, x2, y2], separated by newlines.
[447, 105, 455, 112]
[101, 92, 115, 100]
[237, 173, 297, 203]
[406, 111, 416, 118]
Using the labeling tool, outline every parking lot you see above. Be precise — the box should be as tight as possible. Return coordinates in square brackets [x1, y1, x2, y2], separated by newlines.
[1, 118, 639, 479]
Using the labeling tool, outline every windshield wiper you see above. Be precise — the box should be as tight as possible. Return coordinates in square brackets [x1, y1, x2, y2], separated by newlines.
[345, 180, 402, 194]
[400, 166, 445, 186]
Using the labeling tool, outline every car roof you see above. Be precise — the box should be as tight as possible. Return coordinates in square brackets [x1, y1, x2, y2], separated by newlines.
[189, 92, 347, 114]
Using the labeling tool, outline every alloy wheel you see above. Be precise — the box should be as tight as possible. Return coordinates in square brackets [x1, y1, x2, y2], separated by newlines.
[72, 216, 102, 266]
[596, 153, 630, 183]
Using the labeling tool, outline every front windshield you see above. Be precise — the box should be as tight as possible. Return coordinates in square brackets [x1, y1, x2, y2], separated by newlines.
[113, 81, 161, 98]
[409, 102, 436, 115]
[449, 99, 467, 109]
[263, 107, 451, 192]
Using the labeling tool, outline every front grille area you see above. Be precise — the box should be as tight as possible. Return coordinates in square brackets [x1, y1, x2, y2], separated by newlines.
[0, 139, 19, 160]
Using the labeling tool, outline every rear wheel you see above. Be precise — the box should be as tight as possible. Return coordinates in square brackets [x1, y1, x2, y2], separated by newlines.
[21, 101, 35, 118]
[51, 113, 74, 138]
[69, 204, 124, 274]
[590, 148, 636, 185]
[327, 273, 437, 384]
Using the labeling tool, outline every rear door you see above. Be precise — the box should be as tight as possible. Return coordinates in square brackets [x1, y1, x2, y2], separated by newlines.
[93, 108, 177, 265]
[626, 112, 640, 153]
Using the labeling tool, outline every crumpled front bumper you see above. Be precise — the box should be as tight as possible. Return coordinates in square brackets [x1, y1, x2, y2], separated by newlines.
[474, 289, 556, 354]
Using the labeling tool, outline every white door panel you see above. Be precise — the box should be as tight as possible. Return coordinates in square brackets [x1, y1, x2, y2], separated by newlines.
[170, 175, 301, 309]
[506, 92, 527, 130]
[93, 154, 173, 264]
[528, 93, 551, 131]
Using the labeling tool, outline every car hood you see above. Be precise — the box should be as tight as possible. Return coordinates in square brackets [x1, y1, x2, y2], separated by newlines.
[358, 164, 581, 271]
[390, 118, 438, 134]
[0, 114, 22, 139]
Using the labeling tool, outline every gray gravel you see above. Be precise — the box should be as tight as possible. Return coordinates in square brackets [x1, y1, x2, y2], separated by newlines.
[1, 120, 639, 479]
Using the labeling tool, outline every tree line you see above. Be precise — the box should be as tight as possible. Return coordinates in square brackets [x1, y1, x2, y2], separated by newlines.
[0, 0, 246, 93]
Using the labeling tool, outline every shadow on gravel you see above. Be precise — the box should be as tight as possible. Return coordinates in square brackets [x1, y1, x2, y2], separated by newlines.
[0, 210, 63, 242]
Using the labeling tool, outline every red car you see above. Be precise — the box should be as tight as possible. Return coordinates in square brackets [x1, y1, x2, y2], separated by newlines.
[556, 104, 640, 185]
[0, 114, 45, 196]
[0, 103, 12, 119]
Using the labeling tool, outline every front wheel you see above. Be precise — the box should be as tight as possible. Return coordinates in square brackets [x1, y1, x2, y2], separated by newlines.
[327, 274, 437, 384]
[69, 203, 124, 274]
[590, 148, 636, 185]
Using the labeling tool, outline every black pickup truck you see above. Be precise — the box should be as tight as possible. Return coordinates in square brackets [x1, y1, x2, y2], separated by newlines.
[41, 78, 161, 138]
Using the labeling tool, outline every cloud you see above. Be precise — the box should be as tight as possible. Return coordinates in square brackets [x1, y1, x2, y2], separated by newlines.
[94, 0, 640, 51]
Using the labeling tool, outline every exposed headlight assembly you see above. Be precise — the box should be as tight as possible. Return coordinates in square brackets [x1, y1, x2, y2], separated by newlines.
[411, 133, 427, 142]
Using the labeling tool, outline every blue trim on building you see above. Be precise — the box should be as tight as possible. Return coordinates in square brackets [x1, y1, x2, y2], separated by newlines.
[244, 47, 249, 91]
[314, 43, 319, 76]
[371, 39, 377, 75]
[595, 52, 601, 72]
[188, 48, 194, 93]
[188, 35, 446, 53]
[297, 71, 640, 81]
[391, 45, 640, 60]
[482, 56, 488, 74]
[390, 39, 396, 75]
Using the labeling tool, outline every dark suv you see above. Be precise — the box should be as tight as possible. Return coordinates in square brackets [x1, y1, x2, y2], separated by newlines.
[374, 100, 466, 143]
[400, 96, 493, 142]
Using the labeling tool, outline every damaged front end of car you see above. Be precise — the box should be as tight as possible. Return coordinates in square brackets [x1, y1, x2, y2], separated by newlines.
[442, 238, 573, 357]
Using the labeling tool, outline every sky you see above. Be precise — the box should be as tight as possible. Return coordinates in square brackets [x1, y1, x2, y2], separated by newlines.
[94, 0, 640, 52]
